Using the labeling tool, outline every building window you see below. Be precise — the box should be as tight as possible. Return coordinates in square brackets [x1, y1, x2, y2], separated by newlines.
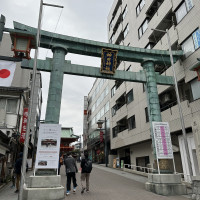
[6, 99, 18, 114]
[175, 0, 193, 24]
[92, 104, 95, 112]
[122, 5, 128, 20]
[128, 115, 136, 130]
[126, 89, 134, 104]
[145, 42, 155, 49]
[191, 78, 200, 100]
[112, 126, 118, 138]
[109, 34, 114, 44]
[145, 107, 149, 122]
[136, 0, 145, 16]
[182, 29, 200, 58]
[138, 18, 149, 39]
[124, 24, 129, 38]
[112, 105, 117, 116]
[111, 86, 116, 97]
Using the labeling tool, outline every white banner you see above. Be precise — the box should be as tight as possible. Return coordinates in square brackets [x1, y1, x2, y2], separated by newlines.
[0, 60, 16, 87]
[35, 124, 61, 169]
[152, 122, 173, 159]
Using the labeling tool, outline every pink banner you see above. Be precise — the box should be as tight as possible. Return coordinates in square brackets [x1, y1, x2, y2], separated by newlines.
[160, 126, 168, 155]
[20, 108, 28, 143]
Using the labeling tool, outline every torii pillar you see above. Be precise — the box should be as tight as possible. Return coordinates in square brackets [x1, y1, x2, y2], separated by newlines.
[23, 46, 67, 200]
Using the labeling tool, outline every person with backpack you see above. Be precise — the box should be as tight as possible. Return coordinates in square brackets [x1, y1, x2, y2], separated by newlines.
[80, 151, 92, 194]
[64, 152, 78, 196]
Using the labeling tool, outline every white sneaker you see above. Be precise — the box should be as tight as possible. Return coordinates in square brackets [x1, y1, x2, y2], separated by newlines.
[73, 187, 76, 193]
[66, 191, 70, 196]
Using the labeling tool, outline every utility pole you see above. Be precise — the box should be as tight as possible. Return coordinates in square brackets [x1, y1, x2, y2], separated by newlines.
[19, 1, 63, 200]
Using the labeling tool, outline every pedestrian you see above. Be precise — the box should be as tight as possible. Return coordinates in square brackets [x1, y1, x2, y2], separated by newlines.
[80, 151, 92, 194]
[14, 152, 23, 193]
[58, 153, 63, 175]
[64, 152, 78, 196]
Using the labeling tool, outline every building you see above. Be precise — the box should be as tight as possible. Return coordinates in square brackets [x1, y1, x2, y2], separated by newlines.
[60, 127, 79, 154]
[0, 33, 42, 183]
[84, 0, 200, 180]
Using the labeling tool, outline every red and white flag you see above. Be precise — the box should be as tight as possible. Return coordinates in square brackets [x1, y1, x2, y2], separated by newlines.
[0, 60, 16, 87]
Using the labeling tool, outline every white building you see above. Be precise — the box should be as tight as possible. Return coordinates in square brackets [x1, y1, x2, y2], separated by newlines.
[84, 0, 200, 180]
[0, 33, 42, 182]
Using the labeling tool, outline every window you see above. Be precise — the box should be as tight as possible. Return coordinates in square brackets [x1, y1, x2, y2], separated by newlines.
[128, 115, 136, 130]
[122, 5, 128, 20]
[145, 107, 149, 122]
[136, 0, 145, 16]
[112, 126, 118, 138]
[145, 42, 155, 49]
[92, 104, 95, 112]
[124, 24, 129, 38]
[109, 35, 113, 44]
[138, 18, 149, 39]
[112, 105, 117, 116]
[191, 78, 200, 100]
[126, 89, 134, 104]
[175, 0, 193, 23]
[182, 29, 200, 58]
[105, 86, 109, 96]
[6, 99, 18, 113]
[111, 86, 116, 97]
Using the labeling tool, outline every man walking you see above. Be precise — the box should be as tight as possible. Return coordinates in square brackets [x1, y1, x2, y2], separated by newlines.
[81, 151, 92, 194]
[64, 152, 78, 196]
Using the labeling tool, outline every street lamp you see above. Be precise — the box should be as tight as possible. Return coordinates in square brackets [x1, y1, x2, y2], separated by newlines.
[97, 117, 108, 167]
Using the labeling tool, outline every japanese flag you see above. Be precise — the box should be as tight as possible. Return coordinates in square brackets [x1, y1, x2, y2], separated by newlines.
[0, 60, 16, 87]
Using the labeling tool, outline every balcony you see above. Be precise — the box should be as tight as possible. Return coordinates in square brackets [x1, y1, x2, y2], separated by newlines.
[113, 23, 123, 44]
[148, 0, 173, 38]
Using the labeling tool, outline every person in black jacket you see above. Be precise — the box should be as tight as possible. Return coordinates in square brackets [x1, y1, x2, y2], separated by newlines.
[80, 151, 92, 194]
[64, 152, 78, 196]
[14, 152, 23, 193]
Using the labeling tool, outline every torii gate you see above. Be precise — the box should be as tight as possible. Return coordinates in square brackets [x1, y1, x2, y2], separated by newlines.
[8, 21, 183, 154]
[3, 19, 186, 197]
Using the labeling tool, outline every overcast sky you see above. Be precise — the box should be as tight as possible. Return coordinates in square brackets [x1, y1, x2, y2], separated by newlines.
[1, 0, 114, 137]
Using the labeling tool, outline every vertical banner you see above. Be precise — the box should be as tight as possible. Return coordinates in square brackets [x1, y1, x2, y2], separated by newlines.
[100, 131, 104, 143]
[20, 108, 28, 143]
[35, 124, 61, 169]
[152, 122, 173, 159]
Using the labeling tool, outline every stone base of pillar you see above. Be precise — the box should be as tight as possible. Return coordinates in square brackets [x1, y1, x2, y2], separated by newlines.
[23, 176, 65, 200]
[145, 174, 187, 196]
[192, 176, 200, 200]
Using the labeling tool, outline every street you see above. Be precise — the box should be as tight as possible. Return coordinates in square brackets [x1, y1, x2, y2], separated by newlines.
[0, 164, 190, 200]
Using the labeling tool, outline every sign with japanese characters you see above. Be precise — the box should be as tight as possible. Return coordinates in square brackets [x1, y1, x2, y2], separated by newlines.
[100, 131, 104, 143]
[35, 124, 61, 169]
[152, 122, 173, 159]
[100, 48, 118, 75]
[20, 108, 28, 143]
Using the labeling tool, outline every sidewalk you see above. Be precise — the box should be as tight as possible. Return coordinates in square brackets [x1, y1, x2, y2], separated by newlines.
[0, 169, 33, 200]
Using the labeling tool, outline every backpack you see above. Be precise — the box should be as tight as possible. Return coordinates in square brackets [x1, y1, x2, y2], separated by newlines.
[84, 159, 92, 173]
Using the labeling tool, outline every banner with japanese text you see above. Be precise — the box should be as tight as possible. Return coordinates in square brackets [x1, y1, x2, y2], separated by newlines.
[20, 108, 28, 143]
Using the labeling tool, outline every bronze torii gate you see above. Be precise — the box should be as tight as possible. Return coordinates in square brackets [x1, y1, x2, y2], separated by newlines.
[1, 17, 186, 198]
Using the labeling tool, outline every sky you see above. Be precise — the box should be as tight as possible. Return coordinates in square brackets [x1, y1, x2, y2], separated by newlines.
[0, 0, 114, 138]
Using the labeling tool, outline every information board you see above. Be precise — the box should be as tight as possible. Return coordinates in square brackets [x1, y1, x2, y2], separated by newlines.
[35, 124, 61, 169]
[152, 122, 173, 159]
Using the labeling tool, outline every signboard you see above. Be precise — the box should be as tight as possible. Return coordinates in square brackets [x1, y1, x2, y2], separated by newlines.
[100, 48, 118, 74]
[152, 122, 173, 159]
[20, 108, 28, 143]
[193, 29, 200, 50]
[35, 124, 61, 169]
